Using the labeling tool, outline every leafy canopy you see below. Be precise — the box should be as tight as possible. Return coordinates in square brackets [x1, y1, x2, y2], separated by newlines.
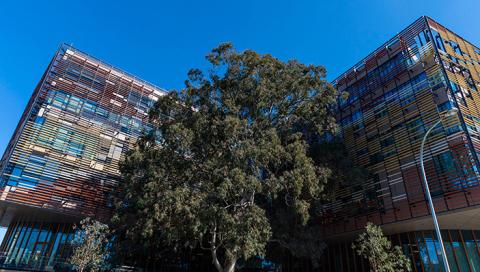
[112, 43, 355, 271]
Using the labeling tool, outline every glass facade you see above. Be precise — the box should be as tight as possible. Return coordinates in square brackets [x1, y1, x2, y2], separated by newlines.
[0, 44, 166, 220]
[0, 220, 75, 271]
[0, 220, 221, 272]
[317, 230, 480, 272]
[320, 16, 480, 238]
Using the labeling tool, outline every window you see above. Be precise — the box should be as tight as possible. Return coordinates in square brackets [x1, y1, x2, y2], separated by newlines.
[430, 73, 445, 91]
[84, 101, 98, 113]
[380, 137, 395, 148]
[357, 148, 368, 156]
[352, 110, 363, 121]
[66, 96, 84, 114]
[353, 121, 363, 131]
[370, 152, 384, 165]
[52, 90, 71, 110]
[400, 95, 415, 107]
[374, 106, 388, 119]
[433, 151, 456, 174]
[438, 101, 454, 112]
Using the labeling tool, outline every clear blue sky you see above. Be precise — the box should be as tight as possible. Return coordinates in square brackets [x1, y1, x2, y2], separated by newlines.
[1, 0, 480, 159]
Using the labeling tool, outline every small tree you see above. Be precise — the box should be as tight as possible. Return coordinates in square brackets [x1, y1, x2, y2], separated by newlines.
[69, 217, 109, 272]
[352, 222, 411, 272]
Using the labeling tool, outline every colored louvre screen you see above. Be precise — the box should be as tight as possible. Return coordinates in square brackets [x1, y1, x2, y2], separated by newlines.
[0, 44, 166, 221]
[321, 16, 480, 236]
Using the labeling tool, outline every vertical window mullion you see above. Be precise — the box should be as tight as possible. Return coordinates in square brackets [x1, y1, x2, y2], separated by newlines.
[458, 230, 474, 271]
[405, 231, 418, 272]
[16, 221, 33, 264]
[448, 230, 463, 271]
[9, 220, 25, 259]
[52, 222, 67, 267]
[471, 230, 480, 262]
[421, 231, 434, 271]
[26, 221, 44, 267]
[0, 222, 15, 251]
[413, 231, 425, 272]
[429, 230, 443, 272]
[57, 223, 71, 265]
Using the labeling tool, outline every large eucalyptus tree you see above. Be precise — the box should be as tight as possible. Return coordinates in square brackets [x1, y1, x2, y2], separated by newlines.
[112, 43, 366, 272]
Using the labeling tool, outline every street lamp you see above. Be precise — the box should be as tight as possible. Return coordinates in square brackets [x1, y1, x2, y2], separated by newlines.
[420, 107, 458, 272]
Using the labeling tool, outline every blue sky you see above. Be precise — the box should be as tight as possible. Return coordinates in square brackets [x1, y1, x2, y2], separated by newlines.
[1, 0, 480, 161]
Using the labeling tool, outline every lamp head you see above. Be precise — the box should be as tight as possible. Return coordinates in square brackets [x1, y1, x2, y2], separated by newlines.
[444, 107, 459, 118]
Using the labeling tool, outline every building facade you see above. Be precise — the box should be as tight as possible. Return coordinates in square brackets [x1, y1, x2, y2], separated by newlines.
[319, 16, 480, 271]
[0, 44, 167, 271]
[2, 16, 480, 272]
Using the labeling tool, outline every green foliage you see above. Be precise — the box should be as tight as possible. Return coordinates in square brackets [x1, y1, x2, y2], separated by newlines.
[69, 218, 109, 272]
[352, 222, 412, 272]
[112, 43, 364, 272]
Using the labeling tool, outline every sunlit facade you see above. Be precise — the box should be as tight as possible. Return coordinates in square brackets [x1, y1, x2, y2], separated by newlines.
[320, 16, 480, 271]
[0, 44, 166, 271]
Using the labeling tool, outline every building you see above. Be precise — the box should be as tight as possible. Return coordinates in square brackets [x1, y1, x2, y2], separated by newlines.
[318, 16, 480, 271]
[2, 15, 480, 272]
[0, 44, 169, 271]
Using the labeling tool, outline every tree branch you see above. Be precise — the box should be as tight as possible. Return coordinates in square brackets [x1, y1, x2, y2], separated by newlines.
[268, 239, 291, 249]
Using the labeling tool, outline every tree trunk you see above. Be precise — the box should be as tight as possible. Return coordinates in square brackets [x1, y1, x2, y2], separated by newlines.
[211, 225, 223, 272]
[223, 260, 236, 272]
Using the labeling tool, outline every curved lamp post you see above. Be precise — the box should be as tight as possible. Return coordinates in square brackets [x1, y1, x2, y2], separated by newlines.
[420, 107, 458, 272]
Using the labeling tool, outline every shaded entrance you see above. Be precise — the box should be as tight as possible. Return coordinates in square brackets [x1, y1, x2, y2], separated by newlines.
[29, 242, 53, 270]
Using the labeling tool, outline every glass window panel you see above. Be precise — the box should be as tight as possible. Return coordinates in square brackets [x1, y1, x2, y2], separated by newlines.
[55, 223, 71, 261]
[48, 229, 64, 267]
[334, 244, 342, 272]
[399, 233, 412, 262]
[441, 230, 459, 272]
[424, 230, 443, 272]
[14, 221, 33, 265]
[10, 222, 28, 260]
[461, 230, 480, 271]
[327, 246, 335, 272]
[353, 244, 363, 272]
[345, 243, 355, 272]
[6, 222, 25, 264]
[20, 222, 41, 265]
[5, 222, 21, 253]
[450, 230, 471, 272]
[37, 222, 51, 243]
[46, 223, 59, 243]
[416, 231, 431, 272]
[3, 225, 15, 251]
[61, 226, 76, 259]
[409, 232, 424, 272]
[390, 234, 400, 247]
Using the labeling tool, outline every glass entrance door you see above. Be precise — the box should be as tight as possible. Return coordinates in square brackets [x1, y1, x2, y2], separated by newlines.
[29, 242, 52, 271]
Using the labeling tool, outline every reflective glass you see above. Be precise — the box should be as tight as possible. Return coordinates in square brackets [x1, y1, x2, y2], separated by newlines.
[15, 221, 33, 266]
[416, 231, 431, 271]
[461, 230, 480, 271]
[409, 231, 424, 271]
[37, 222, 50, 243]
[424, 230, 442, 272]
[399, 233, 413, 266]
[440, 230, 459, 272]
[450, 230, 471, 271]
